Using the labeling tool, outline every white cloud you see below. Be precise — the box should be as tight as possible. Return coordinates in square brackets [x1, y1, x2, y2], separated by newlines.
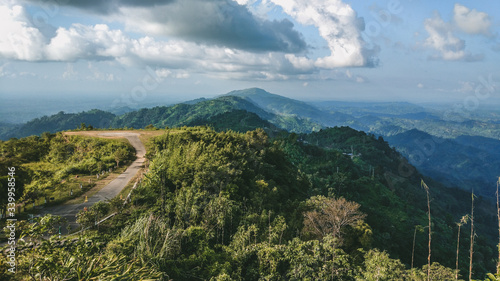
[0, 0, 378, 82]
[0, 4, 294, 80]
[285, 54, 315, 71]
[85, 62, 118, 81]
[422, 4, 491, 61]
[271, 0, 375, 68]
[155, 68, 172, 79]
[234, 0, 254, 5]
[46, 24, 130, 61]
[453, 4, 491, 35]
[0, 62, 9, 77]
[424, 13, 465, 61]
[417, 83, 424, 88]
[0, 4, 47, 61]
[155, 68, 190, 79]
[455, 81, 476, 93]
[62, 63, 77, 79]
[117, 0, 306, 53]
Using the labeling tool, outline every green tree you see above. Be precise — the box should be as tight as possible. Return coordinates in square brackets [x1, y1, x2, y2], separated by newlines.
[76, 201, 110, 231]
[114, 147, 129, 167]
[285, 235, 357, 280]
[358, 249, 406, 281]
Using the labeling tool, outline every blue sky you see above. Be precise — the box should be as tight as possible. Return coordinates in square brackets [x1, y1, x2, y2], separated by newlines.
[0, 0, 499, 106]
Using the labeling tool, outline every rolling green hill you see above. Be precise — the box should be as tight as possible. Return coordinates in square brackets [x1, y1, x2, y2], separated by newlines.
[1, 88, 498, 203]
[185, 110, 282, 134]
[111, 96, 272, 129]
[2, 126, 496, 279]
[111, 95, 320, 133]
[224, 88, 353, 127]
[1, 110, 116, 140]
[386, 129, 500, 198]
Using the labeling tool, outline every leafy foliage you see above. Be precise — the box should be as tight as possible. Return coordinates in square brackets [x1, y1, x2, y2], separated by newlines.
[186, 110, 281, 134]
[0, 133, 134, 210]
[1, 126, 498, 280]
[2, 109, 115, 139]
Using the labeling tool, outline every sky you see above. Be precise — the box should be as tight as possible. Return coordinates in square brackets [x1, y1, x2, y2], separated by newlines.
[0, 0, 499, 108]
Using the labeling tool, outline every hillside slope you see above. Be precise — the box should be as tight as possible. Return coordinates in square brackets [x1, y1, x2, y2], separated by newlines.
[224, 88, 353, 127]
[386, 129, 500, 197]
[1, 126, 497, 279]
[2, 110, 115, 139]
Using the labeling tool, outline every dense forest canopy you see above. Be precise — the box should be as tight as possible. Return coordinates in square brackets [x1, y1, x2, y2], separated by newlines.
[1, 126, 498, 280]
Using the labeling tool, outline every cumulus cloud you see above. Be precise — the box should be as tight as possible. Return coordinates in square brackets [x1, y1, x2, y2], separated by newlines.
[155, 68, 189, 79]
[46, 24, 130, 61]
[122, 0, 306, 53]
[0, 4, 47, 61]
[453, 4, 491, 35]
[0, 0, 378, 81]
[26, 0, 307, 53]
[62, 63, 77, 79]
[424, 12, 466, 61]
[422, 4, 492, 61]
[24, 0, 176, 15]
[271, 0, 377, 68]
[0, 3, 305, 80]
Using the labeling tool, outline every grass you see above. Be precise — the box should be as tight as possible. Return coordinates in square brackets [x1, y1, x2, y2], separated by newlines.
[16, 129, 170, 215]
[65, 164, 129, 205]
[117, 167, 145, 200]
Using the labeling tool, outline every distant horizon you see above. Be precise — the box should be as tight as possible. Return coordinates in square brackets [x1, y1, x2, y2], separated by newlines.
[2, 87, 500, 124]
[5, 85, 500, 103]
[1, 1, 499, 107]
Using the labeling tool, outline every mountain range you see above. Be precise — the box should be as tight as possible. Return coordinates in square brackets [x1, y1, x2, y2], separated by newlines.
[2, 88, 500, 277]
[1, 88, 499, 198]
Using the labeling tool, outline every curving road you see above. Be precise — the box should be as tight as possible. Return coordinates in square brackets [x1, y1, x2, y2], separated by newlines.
[40, 132, 146, 229]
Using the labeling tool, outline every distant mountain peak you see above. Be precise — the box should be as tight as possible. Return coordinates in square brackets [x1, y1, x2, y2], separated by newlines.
[224, 88, 277, 98]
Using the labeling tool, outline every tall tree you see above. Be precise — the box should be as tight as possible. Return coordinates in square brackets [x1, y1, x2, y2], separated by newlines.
[497, 177, 500, 275]
[412, 225, 425, 270]
[456, 215, 469, 280]
[303, 196, 366, 242]
[421, 179, 432, 281]
[469, 191, 475, 281]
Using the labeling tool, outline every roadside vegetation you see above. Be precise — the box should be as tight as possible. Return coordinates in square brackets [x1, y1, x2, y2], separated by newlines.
[0, 132, 135, 217]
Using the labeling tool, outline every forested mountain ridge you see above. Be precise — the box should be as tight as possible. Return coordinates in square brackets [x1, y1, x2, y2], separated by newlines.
[222, 88, 353, 126]
[1, 126, 498, 280]
[387, 129, 500, 198]
[5, 88, 500, 141]
[0, 94, 320, 140]
[2, 110, 116, 139]
[185, 110, 282, 134]
[111, 96, 273, 129]
[1, 88, 499, 201]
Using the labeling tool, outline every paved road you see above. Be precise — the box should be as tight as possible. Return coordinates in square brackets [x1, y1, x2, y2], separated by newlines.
[40, 132, 146, 230]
